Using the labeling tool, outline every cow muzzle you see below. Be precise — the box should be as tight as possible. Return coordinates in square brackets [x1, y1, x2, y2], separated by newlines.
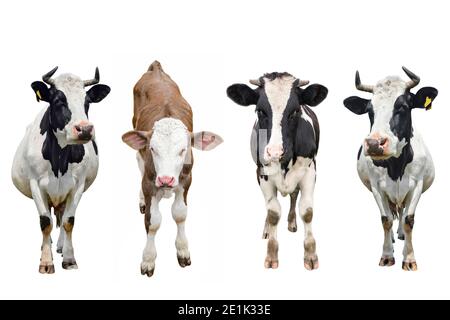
[264, 145, 284, 162]
[364, 135, 389, 158]
[72, 121, 94, 142]
[156, 176, 176, 188]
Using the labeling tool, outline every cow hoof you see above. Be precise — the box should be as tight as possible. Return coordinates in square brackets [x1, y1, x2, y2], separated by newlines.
[398, 234, 405, 241]
[379, 257, 395, 267]
[140, 262, 155, 277]
[304, 255, 319, 271]
[402, 261, 418, 271]
[177, 256, 191, 268]
[288, 221, 297, 233]
[62, 260, 78, 270]
[264, 257, 279, 269]
[139, 204, 146, 214]
[39, 264, 55, 274]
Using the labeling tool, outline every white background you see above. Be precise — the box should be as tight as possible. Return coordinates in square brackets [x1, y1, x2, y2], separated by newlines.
[0, 0, 448, 299]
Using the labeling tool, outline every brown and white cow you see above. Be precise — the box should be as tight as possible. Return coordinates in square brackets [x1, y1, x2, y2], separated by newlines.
[122, 61, 223, 277]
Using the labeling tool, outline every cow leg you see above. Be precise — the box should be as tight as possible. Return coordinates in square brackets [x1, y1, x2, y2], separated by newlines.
[141, 194, 162, 277]
[55, 203, 66, 254]
[61, 183, 85, 270]
[401, 180, 423, 271]
[371, 186, 395, 267]
[30, 180, 54, 274]
[137, 152, 146, 214]
[397, 209, 405, 241]
[172, 187, 191, 268]
[288, 188, 299, 233]
[260, 180, 281, 269]
[299, 167, 319, 271]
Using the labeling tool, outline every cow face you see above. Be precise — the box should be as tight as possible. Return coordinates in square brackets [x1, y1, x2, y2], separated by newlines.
[122, 118, 223, 189]
[31, 67, 110, 147]
[344, 67, 438, 160]
[227, 72, 327, 166]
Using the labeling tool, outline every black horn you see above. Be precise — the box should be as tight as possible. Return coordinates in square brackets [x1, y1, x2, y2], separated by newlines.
[42, 66, 58, 86]
[402, 66, 420, 90]
[355, 70, 374, 93]
[84, 67, 100, 87]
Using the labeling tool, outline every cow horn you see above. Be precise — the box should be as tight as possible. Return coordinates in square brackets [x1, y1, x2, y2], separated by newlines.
[249, 78, 262, 86]
[355, 70, 374, 93]
[84, 67, 100, 87]
[42, 66, 58, 86]
[297, 79, 310, 87]
[402, 66, 420, 90]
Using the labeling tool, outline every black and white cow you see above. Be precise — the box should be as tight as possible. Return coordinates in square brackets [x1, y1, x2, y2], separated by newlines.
[12, 67, 110, 274]
[343, 67, 437, 271]
[227, 72, 328, 270]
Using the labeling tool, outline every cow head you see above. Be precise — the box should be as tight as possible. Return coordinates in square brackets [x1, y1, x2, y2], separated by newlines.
[31, 67, 111, 147]
[122, 118, 223, 189]
[227, 72, 327, 166]
[343, 67, 438, 160]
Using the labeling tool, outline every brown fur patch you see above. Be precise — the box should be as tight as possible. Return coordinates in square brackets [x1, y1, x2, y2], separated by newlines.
[63, 218, 74, 233]
[381, 216, 393, 231]
[302, 207, 313, 223]
[268, 239, 279, 258]
[404, 215, 415, 233]
[304, 237, 316, 254]
[267, 209, 280, 225]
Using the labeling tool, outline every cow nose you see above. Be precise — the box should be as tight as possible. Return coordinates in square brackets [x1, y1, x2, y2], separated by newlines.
[157, 176, 175, 188]
[365, 138, 385, 156]
[266, 145, 284, 160]
[75, 124, 94, 141]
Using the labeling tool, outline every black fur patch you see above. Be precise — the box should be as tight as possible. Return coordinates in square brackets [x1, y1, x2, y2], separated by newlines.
[373, 143, 414, 181]
[68, 216, 75, 226]
[92, 140, 98, 155]
[40, 216, 51, 231]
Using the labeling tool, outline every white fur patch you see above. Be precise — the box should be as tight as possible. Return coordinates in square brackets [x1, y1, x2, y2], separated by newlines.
[150, 118, 189, 186]
[264, 75, 296, 148]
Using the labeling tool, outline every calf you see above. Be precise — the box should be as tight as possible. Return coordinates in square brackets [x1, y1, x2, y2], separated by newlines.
[227, 72, 328, 270]
[122, 61, 223, 277]
[343, 67, 437, 271]
[12, 67, 110, 273]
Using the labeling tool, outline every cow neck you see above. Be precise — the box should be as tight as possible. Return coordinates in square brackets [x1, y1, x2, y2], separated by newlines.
[372, 141, 413, 181]
[40, 108, 85, 177]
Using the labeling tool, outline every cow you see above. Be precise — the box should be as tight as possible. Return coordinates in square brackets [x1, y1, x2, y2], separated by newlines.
[12, 67, 111, 274]
[121, 61, 223, 277]
[226, 72, 328, 270]
[343, 67, 437, 271]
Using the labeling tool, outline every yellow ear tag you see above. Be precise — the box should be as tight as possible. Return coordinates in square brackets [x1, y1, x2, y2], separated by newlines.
[36, 90, 42, 101]
[424, 96, 432, 110]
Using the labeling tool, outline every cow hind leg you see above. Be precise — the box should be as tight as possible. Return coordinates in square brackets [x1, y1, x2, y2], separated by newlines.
[54, 203, 66, 254]
[172, 188, 191, 268]
[137, 152, 146, 214]
[288, 188, 299, 233]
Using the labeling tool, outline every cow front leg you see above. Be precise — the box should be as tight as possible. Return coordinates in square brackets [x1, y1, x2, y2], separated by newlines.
[299, 167, 318, 271]
[141, 194, 162, 277]
[260, 180, 281, 269]
[288, 188, 299, 233]
[172, 187, 191, 268]
[60, 183, 85, 270]
[402, 180, 423, 271]
[371, 186, 395, 267]
[30, 180, 54, 274]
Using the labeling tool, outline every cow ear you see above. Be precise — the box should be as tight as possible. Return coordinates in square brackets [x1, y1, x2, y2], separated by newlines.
[31, 81, 50, 102]
[226, 84, 259, 106]
[413, 87, 438, 111]
[87, 84, 111, 103]
[191, 131, 223, 151]
[343, 96, 370, 115]
[299, 84, 328, 106]
[122, 130, 151, 150]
